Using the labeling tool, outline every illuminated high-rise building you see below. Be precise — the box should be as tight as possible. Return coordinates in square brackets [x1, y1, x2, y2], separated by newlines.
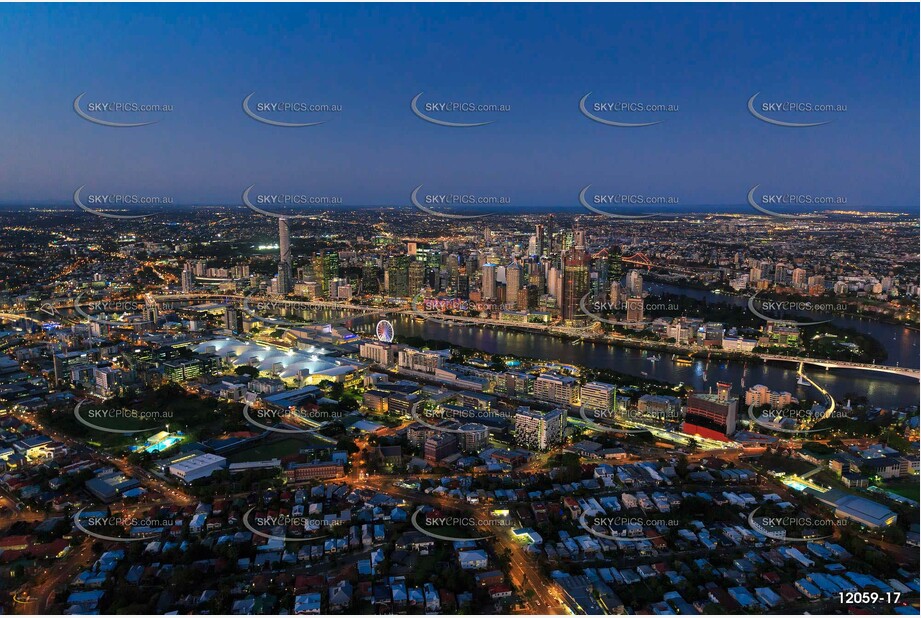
[627, 269, 643, 296]
[561, 233, 589, 324]
[482, 263, 498, 300]
[386, 255, 410, 297]
[279, 217, 291, 271]
[408, 259, 426, 294]
[506, 261, 522, 309]
[534, 223, 546, 257]
[181, 264, 194, 293]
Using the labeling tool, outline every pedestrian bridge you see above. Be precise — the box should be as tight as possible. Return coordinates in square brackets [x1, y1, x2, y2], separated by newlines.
[761, 355, 919, 380]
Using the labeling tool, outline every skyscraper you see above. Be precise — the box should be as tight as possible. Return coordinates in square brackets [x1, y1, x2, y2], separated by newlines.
[386, 255, 409, 297]
[361, 261, 379, 295]
[562, 234, 589, 324]
[626, 296, 644, 323]
[627, 269, 644, 296]
[278, 217, 292, 271]
[408, 259, 426, 294]
[482, 263, 498, 300]
[181, 264, 194, 293]
[608, 246, 624, 287]
[506, 261, 522, 309]
[277, 263, 292, 295]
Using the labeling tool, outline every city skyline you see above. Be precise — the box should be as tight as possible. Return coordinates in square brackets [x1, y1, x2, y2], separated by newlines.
[0, 3, 917, 617]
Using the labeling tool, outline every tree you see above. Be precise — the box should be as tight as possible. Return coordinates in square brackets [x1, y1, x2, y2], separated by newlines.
[235, 366, 259, 378]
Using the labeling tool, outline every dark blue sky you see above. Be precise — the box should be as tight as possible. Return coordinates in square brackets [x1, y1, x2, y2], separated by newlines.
[0, 3, 917, 209]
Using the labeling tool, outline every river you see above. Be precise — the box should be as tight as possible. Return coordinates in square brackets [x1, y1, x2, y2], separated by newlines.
[341, 283, 919, 409]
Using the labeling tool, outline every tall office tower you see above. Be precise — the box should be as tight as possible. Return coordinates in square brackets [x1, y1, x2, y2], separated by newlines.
[484, 226, 492, 244]
[277, 218, 293, 295]
[496, 263, 507, 285]
[506, 261, 522, 309]
[608, 246, 624, 287]
[750, 267, 762, 284]
[591, 249, 610, 300]
[322, 251, 339, 294]
[534, 223, 546, 257]
[524, 285, 539, 310]
[562, 242, 590, 324]
[434, 270, 447, 293]
[627, 269, 644, 296]
[482, 263, 498, 300]
[361, 261, 379, 294]
[386, 255, 410, 297]
[683, 382, 739, 441]
[573, 228, 586, 248]
[446, 254, 460, 276]
[466, 253, 478, 277]
[279, 217, 292, 272]
[181, 264, 194, 293]
[312, 253, 326, 294]
[223, 305, 239, 331]
[277, 262, 292, 295]
[609, 281, 623, 307]
[626, 296, 644, 323]
[548, 266, 563, 303]
[408, 259, 426, 294]
[457, 275, 470, 299]
[561, 229, 575, 251]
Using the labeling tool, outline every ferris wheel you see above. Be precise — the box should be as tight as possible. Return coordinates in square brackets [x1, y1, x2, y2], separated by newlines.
[375, 319, 394, 343]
